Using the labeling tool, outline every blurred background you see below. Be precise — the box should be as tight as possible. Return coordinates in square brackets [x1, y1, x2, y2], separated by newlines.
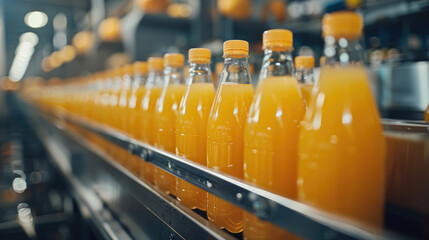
[0, 1, 429, 240]
[0, 0, 428, 119]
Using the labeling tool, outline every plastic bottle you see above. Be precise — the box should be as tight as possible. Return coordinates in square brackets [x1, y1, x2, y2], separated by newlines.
[176, 48, 215, 210]
[298, 11, 385, 228]
[128, 61, 148, 138]
[118, 65, 134, 135]
[243, 29, 305, 239]
[109, 67, 123, 131]
[295, 56, 315, 106]
[126, 61, 148, 173]
[153, 53, 186, 195]
[139, 57, 164, 183]
[207, 40, 254, 233]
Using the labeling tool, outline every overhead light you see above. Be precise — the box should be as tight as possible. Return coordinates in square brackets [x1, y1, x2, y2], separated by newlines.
[19, 32, 39, 46]
[53, 13, 67, 31]
[24, 11, 48, 28]
[9, 32, 38, 82]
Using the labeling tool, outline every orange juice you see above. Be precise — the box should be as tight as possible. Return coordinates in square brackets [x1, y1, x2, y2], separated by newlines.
[207, 39, 254, 233]
[128, 62, 149, 130]
[118, 65, 134, 134]
[298, 11, 385, 229]
[244, 29, 304, 240]
[154, 53, 186, 196]
[138, 57, 164, 183]
[126, 61, 148, 173]
[300, 84, 313, 106]
[207, 82, 253, 232]
[176, 48, 214, 211]
[108, 68, 123, 130]
[298, 65, 385, 227]
[295, 56, 315, 106]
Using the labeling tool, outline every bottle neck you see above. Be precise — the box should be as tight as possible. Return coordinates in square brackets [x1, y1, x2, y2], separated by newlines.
[323, 36, 364, 66]
[187, 62, 212, 85]
[260, 48, 294, 80]
[220, 56, 252, 84]
[146, 70, 164, 88]
[296, 68, 314, 85]
[164, 66, 185, 85]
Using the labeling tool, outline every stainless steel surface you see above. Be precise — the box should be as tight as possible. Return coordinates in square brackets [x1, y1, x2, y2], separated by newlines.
[20, 101, 421, 240]
[27, 106, 234, 240]
[378, 62, 429, 112]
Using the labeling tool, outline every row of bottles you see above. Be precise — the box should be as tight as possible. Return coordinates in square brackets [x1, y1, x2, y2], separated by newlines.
[22, 11, 389, 239]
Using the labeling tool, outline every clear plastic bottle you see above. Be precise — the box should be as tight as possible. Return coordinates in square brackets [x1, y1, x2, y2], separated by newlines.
[119, 65, 134, 127]
[126, 61, 148, 173]
[295, 56, 315, 106]
[207, 40, 254, 233]
[298, 11, 385, 228]
[243, 29, 305, 240]
[154, 53, 186, 195]
[139, 57, 164, 183]
[176, 48, 215, 211]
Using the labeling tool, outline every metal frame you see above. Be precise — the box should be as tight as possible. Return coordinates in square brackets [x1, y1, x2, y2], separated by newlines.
[25, 102, 427, 240]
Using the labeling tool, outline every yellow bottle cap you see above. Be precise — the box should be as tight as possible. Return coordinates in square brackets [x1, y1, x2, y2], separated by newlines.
[188, 48, 211, 64]
[322, 11, 363, 39]
[295, 56, 315, 69]
[164, 53, 185, 67]
[223, 40, 249, 57]
[148, 57, 164, 71]
[134, 61, 148, 75]
[263, 29, 293, 50]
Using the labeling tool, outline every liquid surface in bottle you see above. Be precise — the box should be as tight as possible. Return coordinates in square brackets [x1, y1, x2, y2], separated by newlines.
[154, 84, 187, 195]
[244, 76, 305, 239]
[207, 82, 254, 233]
[176, 82, 215, 210]
[298, 65, 385, 228]
[139, 86, 163, 183]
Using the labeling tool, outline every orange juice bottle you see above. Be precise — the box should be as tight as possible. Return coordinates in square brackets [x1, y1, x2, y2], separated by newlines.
[108, 67, 123, 130]
[126, 61, 148, 173]
[109, 67, 126, 161]
[207, 40, 254, 233]
[118, 65, 134, 134]
[153, 53, 186, 196]
[116, 65, 134, 166]
[176, 48, 215, 210]
[243, 29, 305, 240]
[100, 70, 116, 154]
[298, 11, 385, 228]
[295, 56, 315, 106]
[129, 62, 148, 139]
[425, 104, 429, 122]
[139, 57, 164, 183]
